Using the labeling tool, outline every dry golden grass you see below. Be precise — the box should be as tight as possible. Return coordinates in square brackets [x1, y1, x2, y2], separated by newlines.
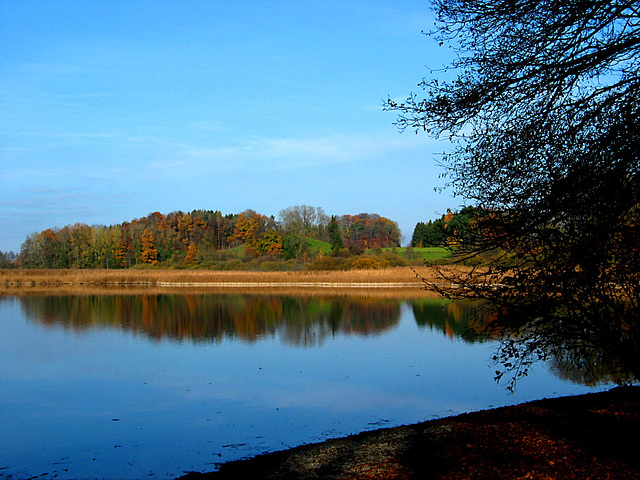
[0, 266, 442, 285]
[0, 266, 474, 296]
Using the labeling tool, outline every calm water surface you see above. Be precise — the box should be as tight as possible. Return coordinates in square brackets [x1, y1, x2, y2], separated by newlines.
[0, 293, 610, 479]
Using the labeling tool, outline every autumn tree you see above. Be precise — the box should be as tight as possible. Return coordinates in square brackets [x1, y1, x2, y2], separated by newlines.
[387, 0, 640, 386]
[188, 209, 228, 251]
[184, 242, 198, 265]
[227, 210, 270, 247]
[65, 223, 93, 268]
[176, 213, 195, 243]
[252, 229, 284, 257]
[140, 228, 159, 264]
[115, 231, 132, 268]
[32, 229, 65, 268]
[338, 213, 401, 253]
[146, 212, 176, 260]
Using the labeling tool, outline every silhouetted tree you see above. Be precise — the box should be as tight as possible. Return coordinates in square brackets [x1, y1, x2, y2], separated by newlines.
[387, 0, 640, 387]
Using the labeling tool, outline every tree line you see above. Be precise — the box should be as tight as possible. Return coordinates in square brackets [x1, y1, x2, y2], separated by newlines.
[410, 206, 484, 249]
[10, 205, 402, 269]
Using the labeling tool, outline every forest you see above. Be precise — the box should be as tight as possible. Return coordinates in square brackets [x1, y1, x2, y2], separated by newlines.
[6, 205, 411, 270]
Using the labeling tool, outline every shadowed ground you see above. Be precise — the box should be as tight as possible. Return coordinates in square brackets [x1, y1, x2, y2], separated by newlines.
[180, 386, 639, 479]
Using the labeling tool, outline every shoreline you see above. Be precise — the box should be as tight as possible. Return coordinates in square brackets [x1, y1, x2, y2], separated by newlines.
[180, 386, 640, 479]
[0, 266, 460, 296]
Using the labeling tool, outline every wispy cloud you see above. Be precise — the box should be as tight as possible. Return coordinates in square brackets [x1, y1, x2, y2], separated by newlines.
[168, 131, 436, 171]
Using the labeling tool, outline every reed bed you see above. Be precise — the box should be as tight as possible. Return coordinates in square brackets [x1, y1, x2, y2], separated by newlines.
[0, 266, 438, 285]
[0, 266, 468, 295]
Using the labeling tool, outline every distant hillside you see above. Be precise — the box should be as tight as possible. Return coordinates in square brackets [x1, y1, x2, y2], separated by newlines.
[16, 206, 415, 271]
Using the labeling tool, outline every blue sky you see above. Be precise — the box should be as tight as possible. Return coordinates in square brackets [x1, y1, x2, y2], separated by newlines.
[0, 0, 458, 253]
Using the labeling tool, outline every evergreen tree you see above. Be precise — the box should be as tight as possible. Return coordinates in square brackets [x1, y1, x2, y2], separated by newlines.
[327, 216, 344, 253]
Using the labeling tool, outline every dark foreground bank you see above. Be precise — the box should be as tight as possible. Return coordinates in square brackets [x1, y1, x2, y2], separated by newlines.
[180, 386, 639, 479]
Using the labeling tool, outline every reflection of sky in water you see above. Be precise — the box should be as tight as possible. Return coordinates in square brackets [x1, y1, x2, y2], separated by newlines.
[0, 296, 609, 479]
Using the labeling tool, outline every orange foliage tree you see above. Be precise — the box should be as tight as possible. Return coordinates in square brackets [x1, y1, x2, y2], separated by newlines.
[140, 228, 159, 264]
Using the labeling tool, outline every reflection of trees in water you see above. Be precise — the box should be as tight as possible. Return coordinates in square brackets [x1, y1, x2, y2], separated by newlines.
[411, 299, 484, 342]
[547, 346, 636, 387]
[19, 294, 402, 346]
[14, 293, 630, 386]
[411, 296, 636, 388]
[474, 302, 639, 391]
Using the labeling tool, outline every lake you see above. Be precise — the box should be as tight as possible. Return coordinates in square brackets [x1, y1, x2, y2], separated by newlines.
[0, 292, 611, 479]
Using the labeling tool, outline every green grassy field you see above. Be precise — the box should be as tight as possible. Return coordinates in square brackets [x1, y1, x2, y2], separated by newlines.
[306, 238, 332, 255]
[214, 239, 449, 263]
[302, 243, 452, 263]
[379, 246, 452, 262]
